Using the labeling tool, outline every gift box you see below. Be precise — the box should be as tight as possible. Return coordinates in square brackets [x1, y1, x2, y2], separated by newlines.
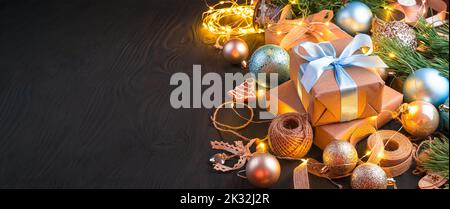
[290, 34, 388, 127]
[266, 80, 304, 115]
[267, 81, 403, 150]
[265, 10, 352, 50]
[314, 86, 403, 150]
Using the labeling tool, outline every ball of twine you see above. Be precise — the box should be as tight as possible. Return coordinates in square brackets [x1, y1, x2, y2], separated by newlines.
[268, 112, 313, 159]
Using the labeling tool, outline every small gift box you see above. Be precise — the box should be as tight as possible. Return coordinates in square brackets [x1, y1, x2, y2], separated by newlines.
[290, 34, 388, 127]
[265, 9, 351, 50]
[314, 86, 404, 150]
[266, 81, 403, 150]
[266, 80, 304, 115]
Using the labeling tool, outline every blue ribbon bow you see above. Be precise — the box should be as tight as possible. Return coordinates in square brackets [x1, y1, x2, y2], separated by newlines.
[293, 34, 388, 122]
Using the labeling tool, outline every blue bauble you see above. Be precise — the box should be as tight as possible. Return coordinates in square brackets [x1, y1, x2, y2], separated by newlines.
[248, 44, 290, 88]
[403, 68, 449, 107]
[439, 98, 449, 132]
[335, 1, 373, 35]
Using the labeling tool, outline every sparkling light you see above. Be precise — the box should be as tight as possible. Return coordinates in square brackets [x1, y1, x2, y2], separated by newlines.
[202, 0, 264, 37]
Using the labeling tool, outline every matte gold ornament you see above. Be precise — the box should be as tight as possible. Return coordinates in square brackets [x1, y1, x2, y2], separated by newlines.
[323, 140, 358, 176]
[351, 163, 387, 189]
[246, 152, 280, 188]
[222, 38, 249, 64]
[401, 101, 440, 138]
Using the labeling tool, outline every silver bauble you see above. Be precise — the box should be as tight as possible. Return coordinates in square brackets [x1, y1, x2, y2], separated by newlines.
[351, 163, 387, 189]
[335, 1, 373, 35]
[373, 21, 417, 49]
[248, 44, 290, 88]
[246, 152, 281, 188]
[323, 140, 358, 176]
[222, 38, 249, 64]
[403, 68, 449, 107]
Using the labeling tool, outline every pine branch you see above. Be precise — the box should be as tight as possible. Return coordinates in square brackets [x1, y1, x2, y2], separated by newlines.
[375, 37, 449, 77]
[415, 18, 449, 60]
[422, 136, 449, 188]
[272, 0, 387, 17]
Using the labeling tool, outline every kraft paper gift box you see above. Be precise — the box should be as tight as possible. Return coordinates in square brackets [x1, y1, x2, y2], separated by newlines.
[290, 35, 387, 127]
[266, 80, 304, 115]
[314, 86, 403, 150]
[265, 10, 352, 50]
[267, 80, 403, 150]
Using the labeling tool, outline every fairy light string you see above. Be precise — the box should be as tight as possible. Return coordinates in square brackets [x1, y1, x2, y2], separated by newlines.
[202, 0, 264, 48]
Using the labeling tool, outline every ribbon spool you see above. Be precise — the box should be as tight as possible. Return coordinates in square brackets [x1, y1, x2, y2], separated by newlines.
[393, 0, 448, 26]
[268, 112, 313, 159]
[367, 130, 414, 177]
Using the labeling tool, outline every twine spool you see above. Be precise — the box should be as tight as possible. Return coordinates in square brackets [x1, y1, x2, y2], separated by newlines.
[367, 130, 414, 177]
[268, 112, 313, 159]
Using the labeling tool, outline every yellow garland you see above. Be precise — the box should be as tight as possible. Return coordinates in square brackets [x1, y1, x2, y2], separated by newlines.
[202, 0, 263, 37]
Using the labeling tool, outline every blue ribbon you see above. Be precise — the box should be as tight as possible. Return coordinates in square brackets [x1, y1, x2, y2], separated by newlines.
[293, 34, 388, 122]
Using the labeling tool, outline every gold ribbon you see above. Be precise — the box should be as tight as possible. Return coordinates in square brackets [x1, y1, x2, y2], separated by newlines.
[270, 6, 336, 50]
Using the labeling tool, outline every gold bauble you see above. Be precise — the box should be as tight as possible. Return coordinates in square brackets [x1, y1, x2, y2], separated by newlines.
[323, 140, 358, 176]
[351, 163, 387, 189]
[246, 152, 280, 188]
[222, 38, 249, 64]
[401, 101, 440, 138]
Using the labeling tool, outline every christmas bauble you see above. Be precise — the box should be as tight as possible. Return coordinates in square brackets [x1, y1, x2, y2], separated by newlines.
[403, 68, 449, 107]
[246, 152, 281, 188]
[323, 140, 358, 176]
[249, 44, 290, 88]
[401, 101, 440, 138]
[222, 38, 249, 64]
[373, 21, 417, 49]
[335, 1, 373, 35]
[439, 98, 449, 132]
[351, 163, 387, 189]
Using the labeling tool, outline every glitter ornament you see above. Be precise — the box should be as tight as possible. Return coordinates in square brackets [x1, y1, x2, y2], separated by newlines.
[351, 163, 387, 189]
[373, 21, 417, 49]
[323, 140, 358, 176]
[248, 44, 290, 88]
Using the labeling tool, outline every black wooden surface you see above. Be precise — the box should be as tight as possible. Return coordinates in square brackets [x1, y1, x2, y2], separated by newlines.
[0, 0, 421, 189]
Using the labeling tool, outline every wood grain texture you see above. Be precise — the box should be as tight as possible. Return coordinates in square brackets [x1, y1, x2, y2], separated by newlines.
[0, 0, 421, 188]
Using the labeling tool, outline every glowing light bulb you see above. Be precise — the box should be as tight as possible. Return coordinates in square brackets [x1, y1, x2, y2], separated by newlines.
[256, 142, 267, 153]
[388, 53, 396, 58]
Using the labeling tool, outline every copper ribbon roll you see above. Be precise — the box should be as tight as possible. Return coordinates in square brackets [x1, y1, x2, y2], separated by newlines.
[268, 112, 313, 160]
[367, 130, 414, 177]
[392, 0, 448, 26]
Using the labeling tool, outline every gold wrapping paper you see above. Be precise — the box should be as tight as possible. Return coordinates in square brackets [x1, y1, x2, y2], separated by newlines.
[290, 37, 385, 127]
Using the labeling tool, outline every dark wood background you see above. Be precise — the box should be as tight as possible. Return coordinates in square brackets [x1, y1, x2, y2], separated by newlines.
[0, 0, 422, 189]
